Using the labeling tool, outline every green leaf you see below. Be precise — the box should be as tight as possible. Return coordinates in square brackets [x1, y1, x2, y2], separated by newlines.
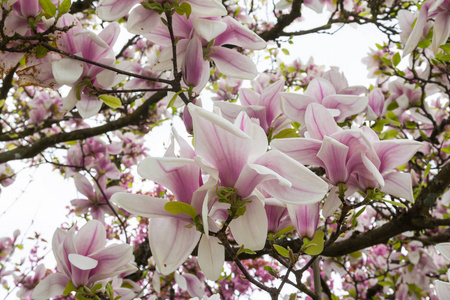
[92, 283, 102, 293]
[417, 39, 431, 49]
[304, 231, 324, 255]
[381, 57, 392, 67]
[99, 95, 122, 108]
[273, 128, 298, 139]
[273, 244, 290, 258]
[379, 198, 407, 208]
[282, 48, 290, 55]
[59, 0, 72, 15]
[164, 201, 197, 220]
[386, 101, 399, 111]
[440, 44, 450, 53]
[179, 2, 191, 19]
[35, 45, 48, 59]
[0, 99, 5, 108]
[392, 52, 401, 66]
[39, 0, 57, 16]
[63, 280, 76, 296]
[274, 226, 294, 238]
[241, 248, 256, 255]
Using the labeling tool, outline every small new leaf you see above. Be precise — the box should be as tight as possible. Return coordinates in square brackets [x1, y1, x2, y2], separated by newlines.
[99, 95, 122, 108]
[304, 231, 324, 255]
[39, 0, 57, 16]
[164, 201, 197, 220]
[392, 52, 401, 66]
[273, 244, 290, 258]
[59, 0, 72, 15]
[36, 46, 48, 59]
[63, 280, 76, 296]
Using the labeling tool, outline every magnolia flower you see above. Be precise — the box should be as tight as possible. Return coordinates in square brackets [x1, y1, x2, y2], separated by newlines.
[112, 129, 225, 280]
[32, 220, 136, 299]
[147, 14, 266, 87]
[403, 0, 450, 56]
[281, 76, 368, 125]
[272, 103, 422, 214]
[215, 79, 291, 135]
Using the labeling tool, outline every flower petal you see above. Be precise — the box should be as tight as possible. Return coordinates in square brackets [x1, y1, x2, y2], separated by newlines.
[255, 150, 328, 204]
[382, 172, 414, 202]
[149, 218, 201, 275]
[198, 234, 225, 280]
[31, 273, 69, 300]
[52, 58, 83, 85]
[73, 220, 106, 256]
[68, 253, 99, 270]
[209, 47, 258, 80]
[229, 195, 268, 250]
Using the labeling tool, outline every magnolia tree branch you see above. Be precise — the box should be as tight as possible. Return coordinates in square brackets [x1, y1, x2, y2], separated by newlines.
[321, 162, 450, 257]
[0, 91, 167, 164]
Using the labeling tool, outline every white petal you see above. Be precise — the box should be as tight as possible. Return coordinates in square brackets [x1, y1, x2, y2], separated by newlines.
[198, 234, 225, 280]
[52, 58, 83, 85]
[68, 253, 99, 270]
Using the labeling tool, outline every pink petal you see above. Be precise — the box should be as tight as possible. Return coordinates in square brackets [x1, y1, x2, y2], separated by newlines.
[183, 274, 205, 298]
[137, 157, 201, 204]
[403, 2, 433, 56]
[31, 273, 69, 300]
[96, 0, 140, 21]
[322, 94, 368, 123]
[305, 103, 342, 140]
[280, 92, 317, 124]
[198, 235, 225, 280]
[110, 192, 188, 220]
[382, 172, 414, 202]
[255, 150, 329, 204]
[74, 220, 106, 256]
[127, 6, 160, 35]
[188, 104, 252, 188]
[148, 218, 201, 275]
[270, 137, 323, 166]
[76, 97, 103, 119]
[317, 136, 349, 184]
[372, 140, 422, 174]
[73, 173, 94, 198]
[305, 78, 336, 103]
[182, 35, 209, 87]
[229, 195, 268, 250]
[432, 12, 450, 53]
[287, 202, 320, 239]
[209, 47, 258, 80]
[214, 16, 266, 50]
[88, 244, 135, 284]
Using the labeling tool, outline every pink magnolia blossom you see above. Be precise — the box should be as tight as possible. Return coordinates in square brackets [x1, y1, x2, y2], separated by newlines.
[403, 0, 450, 56]
[32, 220, 136, 300]
[272, 103, 422, 210]
[71, 174, 125, 222]
[147, 14, 266, 87]
[13, 264, 47, 299]
[435, 243, 450, 300]
[215, 79, 291, 135]
[112, 129, 224, 280]
[281, 74, 368, 125]
[189, 104, 328, 250]
[287, 202, 320, 239]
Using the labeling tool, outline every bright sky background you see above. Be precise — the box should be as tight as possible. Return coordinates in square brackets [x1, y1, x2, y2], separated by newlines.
[0, 6, 388, 299]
